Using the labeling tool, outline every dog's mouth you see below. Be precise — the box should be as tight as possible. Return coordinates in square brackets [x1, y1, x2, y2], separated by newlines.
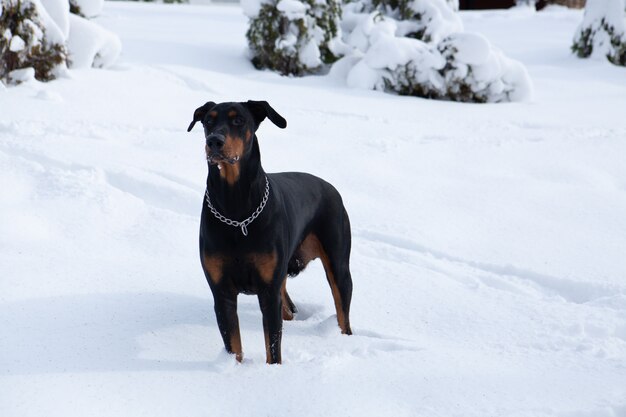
[207, 153, 240, 165]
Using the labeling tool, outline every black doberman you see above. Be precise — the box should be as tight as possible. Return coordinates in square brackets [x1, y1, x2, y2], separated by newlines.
[187, 100, 353, 364]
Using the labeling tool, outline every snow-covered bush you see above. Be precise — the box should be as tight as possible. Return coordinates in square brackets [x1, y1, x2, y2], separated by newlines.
[436, 33, 532, 102]
[68, 0, 103, 18]
[67, 13, 121, 68]
[63, 0, 120, 69]
[0, 0, 68, 83]
[334, 0, 532, 102]
[572, 0, 626, 66]
[243, 0, 344, 75]
[360, 0, 462, 43]
[338, 15, 531, 103]
[1, 0, 120, 85]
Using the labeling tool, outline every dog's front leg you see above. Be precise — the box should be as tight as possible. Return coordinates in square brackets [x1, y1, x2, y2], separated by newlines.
[258, 286, 283, 364]
[212, 290, 243, 362]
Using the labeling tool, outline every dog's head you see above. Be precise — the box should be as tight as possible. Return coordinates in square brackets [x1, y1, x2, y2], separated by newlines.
[187, 100, 287, 168]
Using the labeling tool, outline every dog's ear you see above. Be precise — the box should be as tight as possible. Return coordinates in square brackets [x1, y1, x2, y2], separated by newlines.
[187, 101, 216, 132]
[244, 100, 287, 129]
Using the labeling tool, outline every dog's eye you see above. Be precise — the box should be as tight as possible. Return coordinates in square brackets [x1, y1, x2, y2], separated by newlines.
[232, 117, 244, 126]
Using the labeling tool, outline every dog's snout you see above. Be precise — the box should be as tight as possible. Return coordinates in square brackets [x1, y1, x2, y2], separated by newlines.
[207, 134, 225, 151]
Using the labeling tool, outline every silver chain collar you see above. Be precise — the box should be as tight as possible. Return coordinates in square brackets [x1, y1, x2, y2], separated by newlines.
[204, 176, 270, 236]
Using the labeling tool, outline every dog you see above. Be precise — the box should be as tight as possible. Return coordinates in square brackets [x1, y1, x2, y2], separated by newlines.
[187, 100, 353, 364]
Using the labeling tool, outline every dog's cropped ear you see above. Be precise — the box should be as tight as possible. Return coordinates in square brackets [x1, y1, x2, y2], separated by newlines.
[244, 100, 287, 129]
[187, 101, 216, 132]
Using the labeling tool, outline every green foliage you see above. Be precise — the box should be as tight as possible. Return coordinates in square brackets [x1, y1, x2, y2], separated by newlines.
[571, 26, 593, 58]
[370, 0, 413, 20]
[69, 0, 84, 17]
[0, 0, 68, 83]
[609, 35, 626, 65]
[384, 62, 441, 99]
[246, 0, 342, 76]
[384, 51, 490, 103]
[572, 17, 626, 67]
[437, 40, 490, 103]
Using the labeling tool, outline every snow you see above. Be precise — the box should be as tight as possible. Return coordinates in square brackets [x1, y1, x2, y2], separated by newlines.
[8, 35, 25, 52]
[66, 13, 121, 68]
[408, 0, 464, 43]
[581, 0, 625, 35]
[573, 0, 626, 58]
[276, 0, 308, 19]
[337, 2, 532, 102]
[40, 0, 70, 38]
[240, 0, 266, 18]
[444, 32, 490, 65]
[30, 0, 66, 45]
[72, 0, 104, 18]
[1, 3, 626, 417]
[298, 36, 322, 68]
[6, 66, 35, 83]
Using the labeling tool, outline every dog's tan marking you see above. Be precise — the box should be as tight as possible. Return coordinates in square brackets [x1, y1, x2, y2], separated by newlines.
[228, 110, 237, 118]
[209, 110, 217, 118]
[218, 135, 245, 185]
[250, 251, 278, 284]
[230, 332, 243, 363]
[219, 162, 240, 186]
[202, 253, 223, 285]
[245, 130, 252, 143]
[281, 280, 294, 321]
[298, 234, 349, 334]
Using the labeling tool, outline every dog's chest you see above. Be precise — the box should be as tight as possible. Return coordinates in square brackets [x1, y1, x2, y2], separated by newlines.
[206, 251, 279, 294]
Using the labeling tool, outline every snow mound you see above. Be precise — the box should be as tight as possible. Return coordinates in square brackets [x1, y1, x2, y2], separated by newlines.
[0, 0, 68, 83]
[40, 0, 70, 38]
[335, 0, 532, 102]
[1, 0, 119, 84]
[245, 0, 343, 75]
[70, 0, 104, 18]
[404, 0, 464, 43]
[8, 66, 36, 84]
[276, 0, 308, 19]
[572, 0, 626, 66]
[67, 14, 121, 69]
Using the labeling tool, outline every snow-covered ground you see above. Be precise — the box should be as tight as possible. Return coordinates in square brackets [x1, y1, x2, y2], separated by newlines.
[1, 3, 626, 417]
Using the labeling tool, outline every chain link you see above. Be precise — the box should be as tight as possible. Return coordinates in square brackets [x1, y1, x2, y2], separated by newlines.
[204, 176, 270, 236]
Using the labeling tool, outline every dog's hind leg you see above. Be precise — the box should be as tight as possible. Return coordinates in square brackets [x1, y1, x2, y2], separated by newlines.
[310, 208, 353, 335]
[319, 251, 353, 335]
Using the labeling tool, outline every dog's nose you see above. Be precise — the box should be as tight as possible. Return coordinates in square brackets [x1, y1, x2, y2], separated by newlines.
[207, 134, 225, 151]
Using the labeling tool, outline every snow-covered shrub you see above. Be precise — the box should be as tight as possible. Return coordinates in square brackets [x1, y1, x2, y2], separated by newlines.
[336, 5, 532, 102]
[436, 33, 532, 102]
[1, 0, 120, 85]
[244, 0, 344, 75]
[376, 0, 461, 43]
[572, 0, 626, 66]
[0, 0, 68, 83]
[41, 0, 70, 37]
[68, 0, 103, 18]
[62, 0, 120, 68]
[343, 0, 461, 43]
[67, 13, 121, 68]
